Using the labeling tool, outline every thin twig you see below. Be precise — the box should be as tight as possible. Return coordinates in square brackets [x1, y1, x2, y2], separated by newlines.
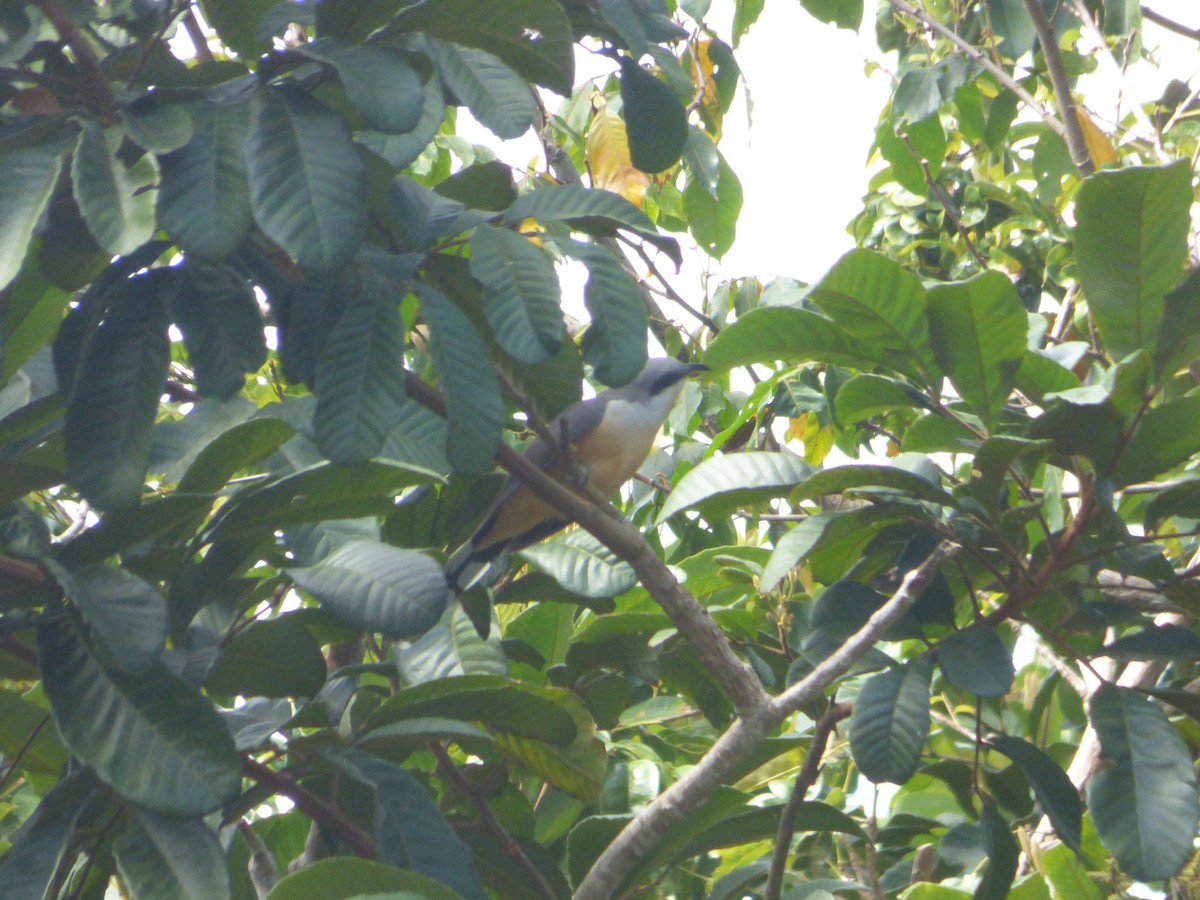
[1021, 0, 1094, 172]
[885, 0, 1067, 140]
[764, 703, 851, 900]
[431, 743, 559, 900]
[899, 132, 988, 268]
[1142, 6, 1200, 42]
[619, 233, 721, 334]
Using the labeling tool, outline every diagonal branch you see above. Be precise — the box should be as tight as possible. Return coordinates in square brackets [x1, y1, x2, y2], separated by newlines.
[1020, 0, 1094, 173]
[30, 0, 117, 118]
[1142, 6, 1200, 42]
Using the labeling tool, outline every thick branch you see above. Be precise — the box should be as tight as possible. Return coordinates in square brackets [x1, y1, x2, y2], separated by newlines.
[765, 703, 851, 900]
[30, 0, 117, 117]
[574, 542, 960, 899]
[884, 0, 1066, 140]
[241, 757, 376, 859]
[404, 372, 770, 718]
[1020, 0, 1094, 173]
[1142, 6, 1200, 42]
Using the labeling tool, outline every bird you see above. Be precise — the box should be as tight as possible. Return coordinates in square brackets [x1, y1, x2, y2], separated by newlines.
[445, 357, 710, 590]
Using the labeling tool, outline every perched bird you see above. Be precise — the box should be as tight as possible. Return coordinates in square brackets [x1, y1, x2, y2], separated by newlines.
[446, 357, 709, 588]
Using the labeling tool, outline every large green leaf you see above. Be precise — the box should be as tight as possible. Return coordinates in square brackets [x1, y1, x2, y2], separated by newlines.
[300, 39, 423, 134]
[468, 224, 564, 364]
[562, 241, 648, 386]
[203, 460, 439, 543]
[791, 463, 958, 508]
[0, 136, 71, 291]
[168, 262, 266, 399]
[926, 272, 1027, 427]
[1074, 162, 1191, 360]
[324, 747, 487, 900]
[503, 183, 655, 236]
[2, 261, 71, 382]
[366, 674, 577, 745]
[267, 858, 463, 900]
[977, 798, 1019, 900]
[1111, 394, 1200, 486]
[800, 0, 863, 29]
[64, 276, 170, 512]
[177, 417, 294, 494]
[197, 0, 275, 57]
[71, 121, 157, 256]
[989, 735, 1081, 852]
[1098, 624, 1200, 661]
[1039, 843, 1102, 900]
[937, 626, 1014, 698]
[808, 248, 937, 384]
[391, 0, 574, 95]
[494, 691, 608, 802]
[422, 37, 534, 140]
[619, 57, 687, 174]
[834, 374, 931, 424]
[0, 689, 66, 774]
[1087, 684, 1200, 881]
[519, 529, 637, 599]
[703, 306, 876, 371]
[849, 654, 933, 783]
[204, 616, 327, 698]
[113, 809, 230, 900]
[683, 151, 742, 259]
[395, 603, 507, 683]
[38, 616, 241, 816]
[290, 539, 449, 638]
[246, 85, 366, 270]
[418, 286, 504, 474]
[314, 293, 410, 464]
[50, 563, 167, 673]
[357, 75, 446, 171]
[157, 100, 252, 261]
[658, 451, 815, 522]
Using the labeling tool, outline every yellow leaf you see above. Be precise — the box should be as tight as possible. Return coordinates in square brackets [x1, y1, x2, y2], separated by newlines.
[801, 417, 834, 466]
[516, 217, 543, 247]
[785, 413, 808, 444]
[695, 41, 723, 136]
[1075, 108, 1118, 167]
[587, 106, 650, 207]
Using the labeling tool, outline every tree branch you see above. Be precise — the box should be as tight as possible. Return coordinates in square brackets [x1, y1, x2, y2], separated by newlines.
[1020, 0, 1094, 173]
[574, 541, 960, 899]
[30, 0, 117, 118]
[765, 703, 851, 900]
[1142, 6, 1200, 42]
[884, 0, 1067, 141]
[241, 757, 376, 860]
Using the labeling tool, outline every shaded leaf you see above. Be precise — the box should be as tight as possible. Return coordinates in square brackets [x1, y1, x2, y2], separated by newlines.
[50, 562, 168, 673]
[976, 798, 1019, 900]
[938, 626, 1015, 698]
[205, 616, 327, 698]
[519, 529, 637, 599]
[300, 39, 423, 134]
[114, 809, 230, 900]
[1097, 624, 1200, 661]
[561, 241, 648, 386]
[72, 121, 157, 256]
[0, 768, 96, 898]
[683, 150, 742, 259]
[619, 57, 687, 174]
[423, 37, 534, 140]
[849, 654, 933, 783]
[989, 735, 1082, 852]
[266, 857, 463, 900]
[0, 135, 71, 290]
[659, 451, 814, 522]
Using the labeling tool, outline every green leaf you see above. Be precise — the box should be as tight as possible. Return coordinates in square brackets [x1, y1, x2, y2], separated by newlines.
[519, 529, 637, 599]
[1144, 477, 1200, 528]
[177, 417, 294, 494]
[395, 603, 507, 683]
[835, 374, 931, 424]
[38, 616, 241, 816]
[64, 276, 170, 513]
[561, 241, 648, 386]
[1112, 394, 1200, 486]
[168, 261, 266, 399]
[969, 436, 1053, 516]
[391, 0, 575, 95]
[503, 183, 656, 236]
[0, 136, 71, 291]
[799, 0, 863, 29]
[704, 306, 875, 371]
[1086, 683, 1200, 881]
[247, 85, 366, 270]
[849, 654, 933, 783]
[72, 121, 157, 256]
[468, 224, 564, 364]
[683, 150, 742, 259]
[367, 674, 578, 745]
[976, 798, 1019, 900]
[495, 693, 607, 801]
[418, 286, 505, 475]
[0, 689, 67, 774]
[290, 539, 448, 638]
[314, 293, 411, 465]
[323, 747, 486, 900]
[1039, 843, 1102, 900]
[618, 57, 688, 174]
[682, 125, 719, 197]
[113, 809, 230, 900]
[2, 261, 71, 382]
[423, 37, 534, 140]
[792, 463, 958, 508]
[300, 39, 423, 134]
[197, 0, 275, 58]
[50, 563, 168, 673]
[938, 626, 1014, 698]
[205, 616, 327, 698]
[926, 272, 1027, 427]
[808, 248, 937, 384]
[1098, 624, 1200, 661]
[121, 96, 194, 153]
[659, 451, 814, 522]
[204, 460, 439, 543]
[893, 67, 943, 124]
[0, 768, 95, 898]
[267, 858, 463, 900]
[1154, 267, 1200, 381]
[436, 160, 517, 211]
[986, 0, 1036, 56]
[1074, 162, 1191, 360]
[989, 735, 1082, 852]
[358, 74, 446, 171]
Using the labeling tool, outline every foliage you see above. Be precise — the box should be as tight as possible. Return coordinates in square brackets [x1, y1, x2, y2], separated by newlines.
[1, 0, 1199, 898]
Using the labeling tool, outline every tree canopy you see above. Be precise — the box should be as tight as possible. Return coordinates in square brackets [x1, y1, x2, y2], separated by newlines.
[2, 0, 1200, 898]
